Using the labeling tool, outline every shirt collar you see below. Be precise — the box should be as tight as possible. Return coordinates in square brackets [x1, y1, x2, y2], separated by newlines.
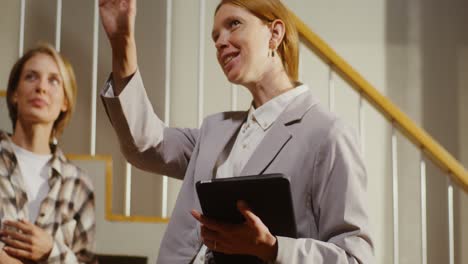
[249, 84, 309, 130]
[11, 142, 52, 161]
[0, 130, 67, 179]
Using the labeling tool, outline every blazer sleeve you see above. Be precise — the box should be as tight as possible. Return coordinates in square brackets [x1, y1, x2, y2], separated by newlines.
[100, 70, 199, 179]
[275, 120, 374, 263]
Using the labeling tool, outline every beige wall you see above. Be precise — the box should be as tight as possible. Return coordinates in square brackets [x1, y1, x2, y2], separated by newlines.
[418, 1, 466, 263]
[286, 0, 394, 262]
[0, 1, 20, 90]
[1, 0, 467, 262]
[457, 47, 468, 264]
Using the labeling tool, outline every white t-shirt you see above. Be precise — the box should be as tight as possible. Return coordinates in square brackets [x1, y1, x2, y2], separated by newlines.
[11, 143, 52, 222]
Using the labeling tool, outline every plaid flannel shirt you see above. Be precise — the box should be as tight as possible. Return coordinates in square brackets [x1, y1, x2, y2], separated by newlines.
[0, 131, 97, 263]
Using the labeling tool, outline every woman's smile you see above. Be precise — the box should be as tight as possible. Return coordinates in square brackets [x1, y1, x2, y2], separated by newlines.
[223, 51, 240, 73]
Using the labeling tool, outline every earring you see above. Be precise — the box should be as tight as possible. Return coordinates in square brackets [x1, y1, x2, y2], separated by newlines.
[51, 129, 58, 145]
[269, 40, 276, 58]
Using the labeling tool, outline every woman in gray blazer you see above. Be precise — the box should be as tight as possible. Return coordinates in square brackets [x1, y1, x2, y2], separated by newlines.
[99, 0, 374, 263]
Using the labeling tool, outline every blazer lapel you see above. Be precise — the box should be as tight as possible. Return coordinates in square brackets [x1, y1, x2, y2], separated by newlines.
[197, 112, 246, 180]
[240, 91, 319, 176]
[240, 124, 291, 176]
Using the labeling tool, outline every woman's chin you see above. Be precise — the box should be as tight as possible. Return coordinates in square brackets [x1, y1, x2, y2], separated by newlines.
[226, 71, 243, 84]
[20, 110, 57, 127]
[228, 78, 242, 85]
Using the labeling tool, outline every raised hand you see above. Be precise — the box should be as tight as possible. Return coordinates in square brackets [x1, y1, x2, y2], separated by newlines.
[99, 0, 138, 92]
[99, 0, 136, 41]
[0, 219, 53, 262]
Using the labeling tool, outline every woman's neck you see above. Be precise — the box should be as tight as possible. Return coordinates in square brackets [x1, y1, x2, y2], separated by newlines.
[11, 121, 53, 155]
[245, 65, 295, 108]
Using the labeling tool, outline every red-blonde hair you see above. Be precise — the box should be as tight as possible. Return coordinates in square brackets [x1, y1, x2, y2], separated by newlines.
[216, 0, 299, 81]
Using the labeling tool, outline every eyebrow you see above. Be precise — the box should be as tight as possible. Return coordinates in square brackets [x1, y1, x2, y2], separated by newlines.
[23, 68, 37, 73]
[212, 15, 244, 40]
[23, 69, 61, 79]
[49, 72, 62, 80]
[211, 29, 218, 41]
[22, 69, 38, 77]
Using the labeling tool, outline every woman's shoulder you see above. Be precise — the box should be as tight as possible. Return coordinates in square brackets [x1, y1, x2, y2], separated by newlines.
[0, 131, 15, 170]
[302, 102, 358, 143]
[299, 100, 339, 129]
[201, 111, 247, 126]
[0, 130, 11, 143]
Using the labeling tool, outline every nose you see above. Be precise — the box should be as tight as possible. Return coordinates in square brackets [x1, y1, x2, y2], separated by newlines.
[215, 32, 229, 52]
[35, 77, 48, 94]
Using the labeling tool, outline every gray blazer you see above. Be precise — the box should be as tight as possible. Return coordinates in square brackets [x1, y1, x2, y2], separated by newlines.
[101, 71, 374, 264]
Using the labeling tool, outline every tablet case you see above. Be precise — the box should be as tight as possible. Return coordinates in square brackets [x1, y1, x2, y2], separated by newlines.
[196, 173, 297, 264]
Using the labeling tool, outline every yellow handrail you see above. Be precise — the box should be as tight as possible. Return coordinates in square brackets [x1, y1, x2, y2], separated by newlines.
[0, 90, 6, 97]
[292, 13, 468, 192]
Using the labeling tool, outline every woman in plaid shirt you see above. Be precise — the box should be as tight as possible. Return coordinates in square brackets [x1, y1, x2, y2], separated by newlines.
[0, 44, 96, 263]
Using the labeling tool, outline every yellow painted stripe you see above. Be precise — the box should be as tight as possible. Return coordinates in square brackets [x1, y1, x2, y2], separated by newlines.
[106, 214, 170, 223]
[67, 154, 170, 223]
[0, 90, 6, 97]
[293, 14, 468, 192]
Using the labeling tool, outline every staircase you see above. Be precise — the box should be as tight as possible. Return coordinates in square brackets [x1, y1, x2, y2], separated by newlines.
[0, 0, 467, 263]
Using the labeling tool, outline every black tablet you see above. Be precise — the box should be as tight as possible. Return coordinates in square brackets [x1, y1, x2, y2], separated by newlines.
[196, 173, 297, 263]
[196, 173, 297, 238]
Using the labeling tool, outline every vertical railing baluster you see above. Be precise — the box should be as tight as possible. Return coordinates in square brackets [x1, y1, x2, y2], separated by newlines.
[90, 0, 99, 156]
[420, 156, 427, 264]
[124, 163, 132, 216]
[298, 44, 304, 82]
[358, 95, 365, 156]
[231, 84, 237, 111]
[55, 0, 62, 51]
[447, 177, 454, 264]
[392, 126, 399, 264]
[19, 0, 26, 57]
[161, 0, 173, 218]
[328, 66, 335, 111]
[198, 0, 205, 127]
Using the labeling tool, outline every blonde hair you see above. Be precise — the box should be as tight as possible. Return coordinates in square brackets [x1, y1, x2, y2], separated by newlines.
[6, 43, 77, 140]
[216, 0, 299, 81]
